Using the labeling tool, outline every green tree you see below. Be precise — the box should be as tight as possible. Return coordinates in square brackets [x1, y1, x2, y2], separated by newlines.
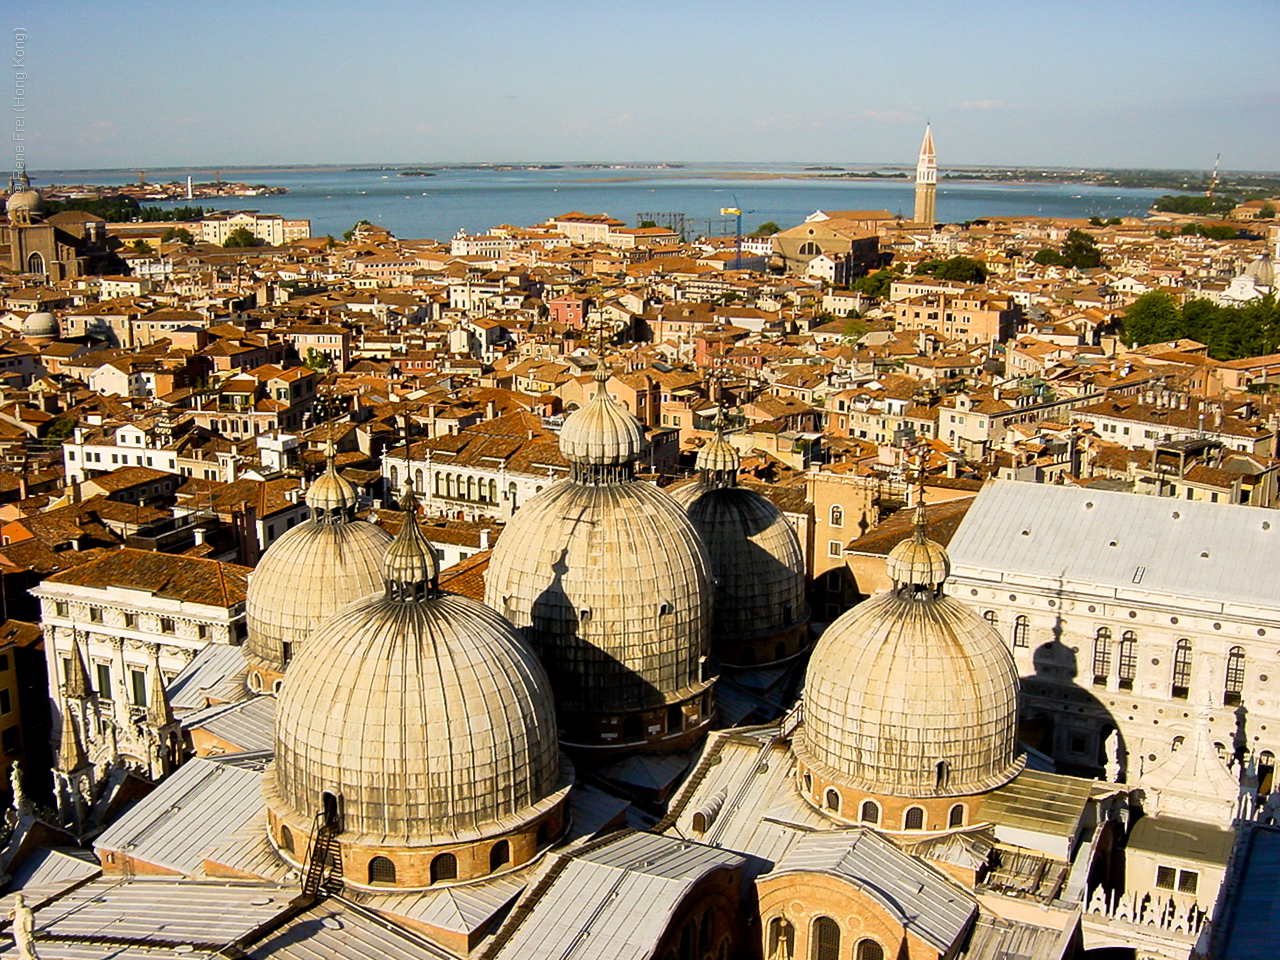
[45, 416, 76, 441]
[638, 220, 657, 229]
[224, 226, 265, 248]
[1061, 230, 1104, 269]
[852, 268, 902, 299]
[131, 239, 154, 254]
[1258, 203, 1276, 220]
[750, 221, 781, 237]
[914, 256, 987, 284]
[1032, 248, 1065, 266]
[343, 219, 371, 241]
[1123, 291, 1184, 347]
[303, 347, 331, 372]
[162, 226, 194, 244]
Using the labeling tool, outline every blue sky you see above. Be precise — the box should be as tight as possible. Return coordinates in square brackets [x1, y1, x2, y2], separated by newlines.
[14, 0, 1280, 171]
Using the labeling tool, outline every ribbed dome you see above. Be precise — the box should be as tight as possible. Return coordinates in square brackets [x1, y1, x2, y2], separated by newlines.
[1244, 253, 1274, 288]
[696, 431, 739, 476]
[272, 590, 563, 843]
[798, 578, 1022, 798]
[244, 517, 391, 677]
[886, 532, 951, 588]
[485, 479, 712, 718]
[685, 486, 808, 660]
[305, 454, 358, 518]
[558, 369, 645, 468]
[20, 311, 59, 339]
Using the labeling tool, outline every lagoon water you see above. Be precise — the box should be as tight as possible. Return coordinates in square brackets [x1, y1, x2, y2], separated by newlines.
[42, 163, 1169, 242]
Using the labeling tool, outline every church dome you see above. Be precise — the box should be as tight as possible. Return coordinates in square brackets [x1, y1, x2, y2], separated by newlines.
[243, 460, 391, 689]
[486, 364, 715, 751]
[557, 368, 646, 468]
[1243, 253, 1274, 289]
[678, 419, 809, 667]
[5, 181, 42, 218]
[797, 515, 1021, 802]
[686, 487, 809, 665]
[269, 488, 568, 886]
[20, 311, 59, 340]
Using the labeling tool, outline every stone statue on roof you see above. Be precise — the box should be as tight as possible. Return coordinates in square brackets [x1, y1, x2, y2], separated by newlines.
[10, 893, 39, 960]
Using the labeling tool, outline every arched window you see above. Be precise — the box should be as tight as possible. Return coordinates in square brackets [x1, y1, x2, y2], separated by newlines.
[904, 806, 925, 831]
[829, 504, 843, 527]
[811, 917, 840, 960]
[249, 671, 263, 693]
[434, 472, 443, 495]
[1092, 627, 1112, 685]
[798, 241, 821, 258]
[430, 852, 457, 884]
[1171, 639, 1192, 699]
[860, 800, 879, 825]
[824, 788, 841, 813]
[446, 474, 455, 498]
[802, 772, 813, 793]
[667, 704, 683, 734]
[983, 610, 998, 629]
[1012, 616, 1029, 648]
[935, 760, 950, 791]
[490, 840, 510, 872]
[1118, 631, 1138, 689]
[488, 479, 498, 503]
[26, 252, 45, 274]
[467, 476, 476, 501]
[1225, 646, 1245, 706]
[856, 940, 884, 960]
[368, 855, 396, 885]
[948, 804, 965, 828]
[699, 914, 712, 953]
[767, 917, 794, 959]
[508, 482, 518, 508]
[279, 824, 294, 853]
[388, 465, 398, 491]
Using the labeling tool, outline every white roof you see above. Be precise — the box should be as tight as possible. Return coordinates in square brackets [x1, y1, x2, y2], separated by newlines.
[94, 757, 264, 877]
[948, 481, 1280, 610]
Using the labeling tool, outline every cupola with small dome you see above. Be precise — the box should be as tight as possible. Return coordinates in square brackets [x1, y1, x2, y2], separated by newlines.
[266, 484, 570, 890]
[673, 413, 809, 667]
[794, 475, 1023, 836]
[242, 444, 391, 694]
[486, 359, 717, 753]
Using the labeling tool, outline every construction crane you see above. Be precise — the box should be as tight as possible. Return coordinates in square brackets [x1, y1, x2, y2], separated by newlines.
[719, 196, 755, 270]
[1206, 154, 1221, 198]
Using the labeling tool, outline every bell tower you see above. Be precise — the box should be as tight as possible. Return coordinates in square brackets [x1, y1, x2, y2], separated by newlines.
[913, 124, 937, 226]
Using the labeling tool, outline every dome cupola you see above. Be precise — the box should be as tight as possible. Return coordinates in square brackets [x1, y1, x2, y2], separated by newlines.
[673, 412, 810, 668]
[486, 358, 716, 753]
[304, 441, 359, 521]
[243, 446, 391, 693]
[557, 364, 646, 481]
[267, 484, 570, 889]
[794, 487, 1022, 833]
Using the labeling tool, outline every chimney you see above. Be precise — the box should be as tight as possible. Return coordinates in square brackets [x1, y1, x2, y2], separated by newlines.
[480, 528, 491, 551]
[486, 400, 496, 420]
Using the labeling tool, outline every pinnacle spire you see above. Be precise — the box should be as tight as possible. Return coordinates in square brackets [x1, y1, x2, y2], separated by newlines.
[146, 662, 175, 728]
[64, 630, 92, 700]
[57, 703, 88, 774]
